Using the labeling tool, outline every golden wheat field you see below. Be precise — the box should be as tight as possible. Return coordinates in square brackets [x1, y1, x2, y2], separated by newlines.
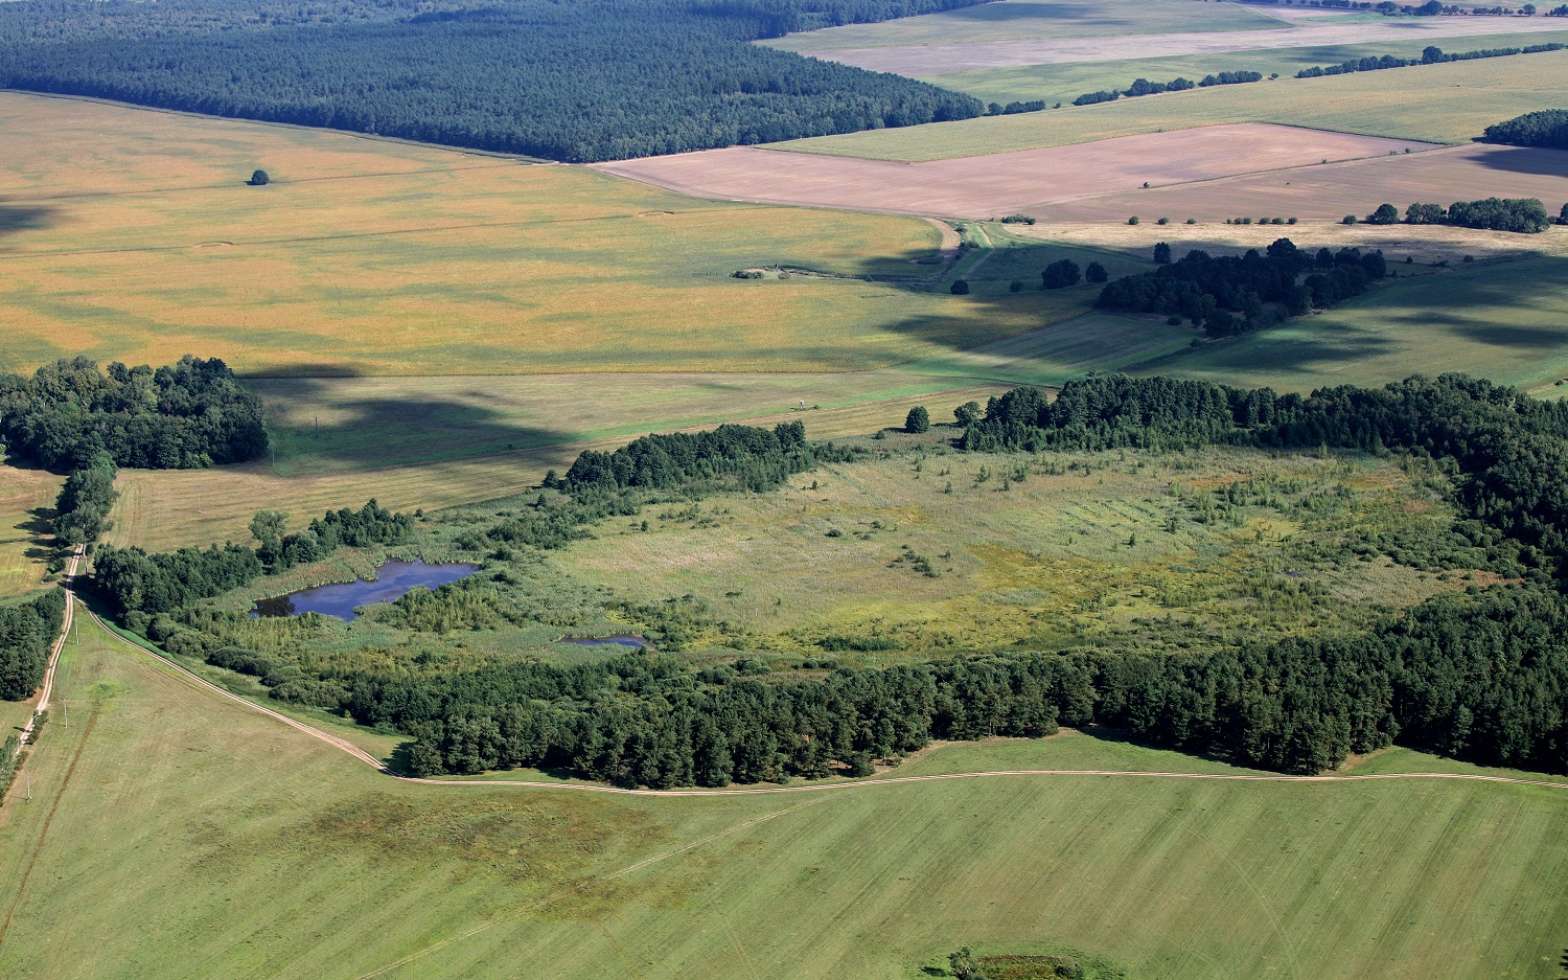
[0, 93, 1075, 377]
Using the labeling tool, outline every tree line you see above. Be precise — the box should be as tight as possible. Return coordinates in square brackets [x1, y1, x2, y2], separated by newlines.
[1072, 70, 1261, 106]
[1094, 238, 1386, 338]
[1483, 109, 1568, 149]
[1296, 42, 1565, 78]
[1360, 197, 1552, 233]
[553, 421, 853, 496]
[0, 588, 67, 700]
[0, 0, 989, 162]
[53, 452, 118, 546]
[0, 356, 267, 471]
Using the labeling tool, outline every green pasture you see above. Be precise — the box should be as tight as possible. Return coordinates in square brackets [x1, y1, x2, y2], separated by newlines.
[778, 51, 1568, 160]
[2, 610, 1566, 978]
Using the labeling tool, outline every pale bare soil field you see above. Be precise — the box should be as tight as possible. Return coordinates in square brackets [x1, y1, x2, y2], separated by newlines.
[594, 124, 1432, 218]
[1033, 143, 1568, 222]
[790, 11, 1568, 74]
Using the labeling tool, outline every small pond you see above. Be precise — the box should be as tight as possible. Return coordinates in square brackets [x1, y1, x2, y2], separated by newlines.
[252, 560, 479, 622]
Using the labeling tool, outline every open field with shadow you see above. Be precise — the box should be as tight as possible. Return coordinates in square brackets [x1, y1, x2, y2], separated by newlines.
[777, 51, 1568, 160]
[2, 608, 1566, 979]
[0, 92, 1078, 378]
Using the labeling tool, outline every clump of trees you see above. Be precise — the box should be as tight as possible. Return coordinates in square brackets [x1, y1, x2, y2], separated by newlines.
[1094, 238, 1386, 338]
[54, 452, 118, 545]
[556, 422, 841, 497]
[0, 356, 267, 471]
[1484, 109, 1568, 149]
[92, 500, 412, 620]
[1297, 42, 1564, 78]
[1041, 259, 1081, 289]
[0, 589, 67, 700]
[1371, 197, 1551, 233]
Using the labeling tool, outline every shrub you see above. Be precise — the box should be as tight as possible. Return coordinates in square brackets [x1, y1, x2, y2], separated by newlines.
[247, 169, 270, 186]
[904, 406, 930, 434]
[1156, 216, 1169, 225]
[950, 279, 970, 295]
[1343, 214, 1358, 225]
[1084, 261, 1108, 284]
[1127, 216, 1139, 225]
[1041, 258, 1082, 289]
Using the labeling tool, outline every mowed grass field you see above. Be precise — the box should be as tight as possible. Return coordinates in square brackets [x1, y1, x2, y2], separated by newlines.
[0, 93, 1072, 377]
[777, 51, 1568, 160]
[3, 609, 1567, 978]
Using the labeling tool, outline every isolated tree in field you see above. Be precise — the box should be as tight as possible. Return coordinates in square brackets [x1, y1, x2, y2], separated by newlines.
[247, 169, 270, 186]
[1041, 258, 1081, 289]
[1342, 214, 1358, 225]
[1153, 241, 1172, 264]
[954, 401, 982, 427]
[1127, 216, 1140, 225]
[950, 279, 970, 295]
[1085, 261, 1108, 283]
[905, 405, 930, 434]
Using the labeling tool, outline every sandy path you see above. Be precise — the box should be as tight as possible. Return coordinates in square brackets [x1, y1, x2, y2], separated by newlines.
[594, 124, 1432, 219]
[798, 14, 1568, 74]
[84, 607, 1568, 798]
[15, 546, 82, 749]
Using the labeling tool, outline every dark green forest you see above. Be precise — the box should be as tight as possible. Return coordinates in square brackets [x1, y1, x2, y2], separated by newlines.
[0, 0, 993, 161]
[1484, 108, 1568, 148]
[0, 589, 66, 701]
[0, 356, 267, 471]
[87, 377, 1568, 785]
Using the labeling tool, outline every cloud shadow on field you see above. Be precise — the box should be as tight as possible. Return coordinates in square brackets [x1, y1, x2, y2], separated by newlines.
[0, 204, 57, 239]
[940, 1, 1106, 23]
[245, 373, 577, 475]
[1469, 145, 1568, 180]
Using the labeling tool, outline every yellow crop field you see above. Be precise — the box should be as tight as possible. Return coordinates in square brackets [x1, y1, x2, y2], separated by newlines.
[0, 93, 1071, 377]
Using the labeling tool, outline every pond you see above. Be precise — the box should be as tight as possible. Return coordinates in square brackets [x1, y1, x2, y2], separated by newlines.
[252, 560, 479, 622]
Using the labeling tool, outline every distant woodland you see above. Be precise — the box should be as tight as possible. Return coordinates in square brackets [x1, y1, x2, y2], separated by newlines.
[0, 0, 993, 161]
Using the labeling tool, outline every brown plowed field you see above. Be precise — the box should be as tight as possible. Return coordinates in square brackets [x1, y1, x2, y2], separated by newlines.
[593, 123, 1432, 218]
[1035, 142, 1568, 222]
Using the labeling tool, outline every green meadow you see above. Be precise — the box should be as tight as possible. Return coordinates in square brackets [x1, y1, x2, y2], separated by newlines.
[2, 609, 1565, 979]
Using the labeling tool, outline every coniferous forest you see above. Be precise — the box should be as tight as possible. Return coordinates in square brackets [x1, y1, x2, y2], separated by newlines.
[0, 0, 992, 161]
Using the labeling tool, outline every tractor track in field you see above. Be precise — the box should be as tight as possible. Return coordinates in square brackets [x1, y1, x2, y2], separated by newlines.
[78, 607, 1568, 799]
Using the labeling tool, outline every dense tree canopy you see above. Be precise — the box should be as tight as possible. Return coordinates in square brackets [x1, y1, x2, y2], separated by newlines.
[0, 356, 267, 471]
[0, 0, 991, 162]
[1484, 108, 1568, 148]
[0, 589, 66, 700]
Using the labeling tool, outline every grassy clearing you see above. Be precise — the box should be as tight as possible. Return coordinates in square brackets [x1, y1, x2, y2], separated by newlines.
[553, 447, 1486, 662]
[764, 0, 1286, 53]
[3, 610, 1567, 978]
[0, 92, 1077, 378]
[777, 51, 1568, 160]
[926, 30, 1568, 107]
[0, 465, 58, 600]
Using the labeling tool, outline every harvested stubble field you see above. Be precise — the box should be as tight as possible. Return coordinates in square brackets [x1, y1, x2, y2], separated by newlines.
[782, 9, 1568, 75]
[777, 51, 1568, 160]
[5, 605, 1568, 978]
[597, 125, 1431, 219]
[0, 93, 1070, 378]
[1034, 143, 1568, 223]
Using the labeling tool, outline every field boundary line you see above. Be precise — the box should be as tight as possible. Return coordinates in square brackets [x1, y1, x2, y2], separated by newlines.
[82, 608, 1568, 799]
